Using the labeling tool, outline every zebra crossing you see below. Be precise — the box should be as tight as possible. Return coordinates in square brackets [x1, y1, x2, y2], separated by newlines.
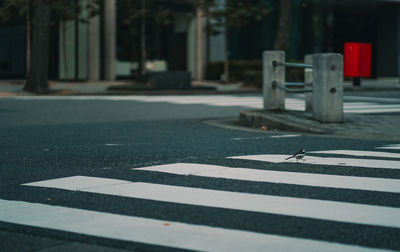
[8, 94, 400, 114]
[1, 144, 400, 251]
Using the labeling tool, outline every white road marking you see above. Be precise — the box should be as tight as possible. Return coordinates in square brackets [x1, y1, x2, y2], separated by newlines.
[345, 95, 400, 103]
[345, 104, 400, 109]
[343, 102, 381, 108]
[0, 199, 387, 252]
[228, 154, 400, 170]
[104, 143, 121, 146]
[133, 163, 400, 194]
[231, 135, 299, 141]
[6, 95, 400, 113]
[310, 150, 400, 159]
[270, 134, 301, 138]
[376, 144, 400, 150]
[24, 176, 400, 229]
[345, 108, 400, 113]
[376, 147, 400, 150]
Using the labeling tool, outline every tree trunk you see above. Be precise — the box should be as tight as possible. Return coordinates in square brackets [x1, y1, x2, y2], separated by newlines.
[196, 5, 206, 81]
[310, 0, 324, 53]
[274, 0, 292, 51]
[62, 22, 68, 77]
[223, 0, 230, 83]
[140, 0, 147, 75]
[26, 3, 31, 77]
[24, 0, 51, 93]
[224, 26, 230, 83]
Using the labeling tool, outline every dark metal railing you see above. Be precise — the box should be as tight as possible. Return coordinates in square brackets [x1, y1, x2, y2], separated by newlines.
[272, 81, 313, 93]
[273, 61, 313, 69]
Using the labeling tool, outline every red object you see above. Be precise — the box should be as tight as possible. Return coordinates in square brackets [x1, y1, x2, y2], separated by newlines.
[344, 42, 372, 77]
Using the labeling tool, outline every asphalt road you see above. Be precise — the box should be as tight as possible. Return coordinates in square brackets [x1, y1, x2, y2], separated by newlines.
[0, 94, 399, 251]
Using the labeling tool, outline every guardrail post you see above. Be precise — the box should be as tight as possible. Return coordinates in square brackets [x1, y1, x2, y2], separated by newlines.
[263, 51, 285, 110]
[312, 53, 343, 123]
[304, 55, 313, 112]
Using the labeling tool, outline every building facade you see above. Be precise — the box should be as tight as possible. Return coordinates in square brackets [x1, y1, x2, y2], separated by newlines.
[0, 0, 399, 81]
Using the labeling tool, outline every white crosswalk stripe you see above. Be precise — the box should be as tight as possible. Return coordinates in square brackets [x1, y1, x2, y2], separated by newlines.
[228, 154, 400, 169]
[7, 95, 400, 113]
[23, 176, 400, 228]
[310, 150, 400, 159]
[1, 147, 400, 251]
[376, 144, 400, 150]
[0, 199, 388, 252]
[134, 163, 400, 193]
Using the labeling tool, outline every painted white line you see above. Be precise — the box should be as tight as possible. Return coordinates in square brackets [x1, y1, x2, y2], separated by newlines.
[134, 163, 400, 194]
[9, 95, 400, 113]
[0, 199, 387, 252]
[345, 95, 400, 103]
[228, 154, 400, 170]
[231, 136, 270, 141]
[310, 150, 400, 159]
[343, 102, 380, 108]
[376, 144, 400, 150]
[376, 147, 400, 150]
[104, 143, 121, 146]
[345, 108, 400, 114]
[344, 104, 400, 110]
[270, 134, 301, 138]
[284, 106, 305, 111]
[24, 176, 400, 229]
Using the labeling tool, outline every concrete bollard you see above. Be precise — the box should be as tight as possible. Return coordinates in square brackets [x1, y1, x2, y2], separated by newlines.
[304, 55, 313, 112]
[263, 51, 285, 111]
[312, 53, 343, 123]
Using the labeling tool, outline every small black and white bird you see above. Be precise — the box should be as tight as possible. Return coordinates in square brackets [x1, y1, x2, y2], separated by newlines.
[285, 149, 306, 162]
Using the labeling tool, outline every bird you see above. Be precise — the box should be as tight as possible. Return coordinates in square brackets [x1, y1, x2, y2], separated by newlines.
[285, 149, 306, 162]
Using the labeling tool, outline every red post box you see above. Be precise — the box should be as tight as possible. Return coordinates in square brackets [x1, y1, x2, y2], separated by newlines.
[344, 42, 372, 78]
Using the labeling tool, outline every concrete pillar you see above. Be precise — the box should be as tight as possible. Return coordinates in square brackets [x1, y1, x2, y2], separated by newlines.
[312, 53, 343, 123]
[263, 51, 285, 111]
[304, 55, 313, 112]
[103, 0, 116, 80]
[88, 5, 100, 81]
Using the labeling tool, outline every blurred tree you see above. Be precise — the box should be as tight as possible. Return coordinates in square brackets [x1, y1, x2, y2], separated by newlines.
[52, 0, 100, 79]
[0, 0, 99, 93]
[0, 0, 32, 76]
[24, 0, 51, 93]
[274, 0, 291, 50]
[118, 0, 172, 76]
[190, 0, 270, 83]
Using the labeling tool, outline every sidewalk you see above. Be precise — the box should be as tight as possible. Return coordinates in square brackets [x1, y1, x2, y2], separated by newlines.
[0, 79, 260, 96]
[239, 109, 400, 141]
[239, 78, 400, 141]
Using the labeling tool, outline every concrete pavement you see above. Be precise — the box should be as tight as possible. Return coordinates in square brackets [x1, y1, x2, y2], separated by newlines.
[239, 78, 400, 141]
[0, 80, 259, 96]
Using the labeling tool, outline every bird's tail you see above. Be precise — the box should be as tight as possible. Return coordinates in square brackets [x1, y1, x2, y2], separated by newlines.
[285, 156, 293, 160]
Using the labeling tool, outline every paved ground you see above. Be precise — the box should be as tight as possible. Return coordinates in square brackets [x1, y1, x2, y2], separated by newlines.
[1, 78, 400, 142]
[239, 109, 400, 141]
[1, 87, 400, 251]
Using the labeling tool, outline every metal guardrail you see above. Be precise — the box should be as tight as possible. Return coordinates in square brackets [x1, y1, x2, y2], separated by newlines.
[263, 51, 343, 123]
[271, 59, 313, 93]
[285, 82, 311, 87]
[273, 60, 313, 69]
[272, 81, 313, 93]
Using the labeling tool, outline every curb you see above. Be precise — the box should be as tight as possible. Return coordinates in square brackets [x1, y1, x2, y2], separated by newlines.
[239, 110, 337, 134]
[238, 110, 400, 141]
